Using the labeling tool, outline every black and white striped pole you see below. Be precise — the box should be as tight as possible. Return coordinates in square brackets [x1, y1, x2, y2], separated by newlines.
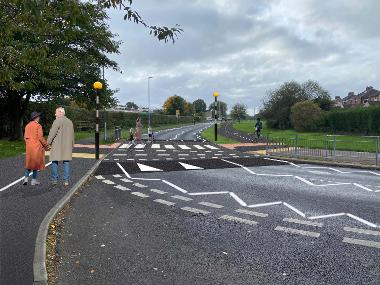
[213, 91, 219, 141]
[93, 81, 103, 159]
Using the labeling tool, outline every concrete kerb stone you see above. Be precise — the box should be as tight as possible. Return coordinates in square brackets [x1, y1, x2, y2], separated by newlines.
[33, 158, 104, 285]
[267, 155, 380, 171]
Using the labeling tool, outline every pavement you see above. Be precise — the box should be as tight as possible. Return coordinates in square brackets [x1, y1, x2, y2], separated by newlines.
[0, 139, 114, 285]
[53, 124, 380, 284]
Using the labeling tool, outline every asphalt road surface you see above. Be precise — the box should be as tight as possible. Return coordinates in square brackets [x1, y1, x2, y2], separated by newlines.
[55, 125, 380, 285]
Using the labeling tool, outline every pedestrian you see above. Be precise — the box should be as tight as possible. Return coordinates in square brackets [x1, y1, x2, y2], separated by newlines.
[255, 117, 263, 139]
[134, 117, 143, 143]
[129, 127, 134, 144]
[47, 107, 75, 187]
[23, 111, 50, 186]
[148, 126, 154, 143]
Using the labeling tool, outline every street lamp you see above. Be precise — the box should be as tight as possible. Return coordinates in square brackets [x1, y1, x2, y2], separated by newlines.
[148, 76, 153, 130]
[93, 81, 103, 159]
[213, 91, 219, 141]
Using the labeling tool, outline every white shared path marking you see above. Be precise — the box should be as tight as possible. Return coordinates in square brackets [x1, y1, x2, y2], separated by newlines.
[193, 145, 205, 150]
[205, 145, 219, 150]
[164, 145, 175, 149]
[283, 218, 323, 227]
[134, 183, 148, 188]
[274, 226, 320, 238]
[120, 178, 133, 183]
[154, 199, 175, 206]
[131, 192, 149, 198]
[102, 180, 115, 185]
[342, 237, 380, 249]
[181, 207, 210, 215]
[119, 144, 132, 149]
[0, 161, 52, 192]
[151, 144, 160, 149]
[235, 209, 268, 218]
[199, 202, 224, 208]
[343, 227, 380, 236]
[95, 175, 105, 180]
[134, 144, 145, 149]
[179, 162, 203, 170]
[220, 215, 258, 226]
[137, 163, 162, 172]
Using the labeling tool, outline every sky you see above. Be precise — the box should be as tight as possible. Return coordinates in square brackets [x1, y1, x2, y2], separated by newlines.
[104, 0, 380, 115]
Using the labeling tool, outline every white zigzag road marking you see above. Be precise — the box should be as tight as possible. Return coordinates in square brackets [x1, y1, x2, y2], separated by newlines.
[113, 160, 379, 228]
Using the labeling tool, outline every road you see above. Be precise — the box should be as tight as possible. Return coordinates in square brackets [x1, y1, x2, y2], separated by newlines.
[55, 124, 380, 284]
[9, 123, 378, 285]
[147, 122, 211, 141]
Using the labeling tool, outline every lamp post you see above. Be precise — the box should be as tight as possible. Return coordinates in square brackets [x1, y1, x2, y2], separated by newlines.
[213, 91, 219, 141]
[148, 76, 153, 130]
[93, 81, 103, 159]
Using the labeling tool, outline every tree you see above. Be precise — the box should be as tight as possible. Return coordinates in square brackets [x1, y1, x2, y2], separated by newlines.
[231, 104, 248, 121]
[262, 80, 330, 129]
[163, 95, 192, 116]
[291, 101, 323, 131]
[0, 0, 183, 139]
[193, 99, 207, 113]
[126, 101, 139, 109]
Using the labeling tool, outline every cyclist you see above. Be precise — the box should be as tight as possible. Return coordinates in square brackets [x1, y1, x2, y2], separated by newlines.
[255, 117, 263, 139]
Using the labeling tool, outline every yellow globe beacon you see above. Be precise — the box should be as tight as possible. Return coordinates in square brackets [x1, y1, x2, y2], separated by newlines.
[213, 91, 219, 97]
[93, 81, 103, 90]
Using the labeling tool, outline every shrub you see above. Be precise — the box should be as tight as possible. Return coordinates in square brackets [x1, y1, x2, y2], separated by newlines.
[291, 101, 323, 131]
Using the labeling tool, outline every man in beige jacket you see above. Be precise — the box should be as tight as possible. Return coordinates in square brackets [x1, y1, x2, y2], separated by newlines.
[47, 107, 75, 186]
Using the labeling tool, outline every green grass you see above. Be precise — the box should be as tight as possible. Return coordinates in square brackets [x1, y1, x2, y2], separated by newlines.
[201, 125, 239, 144]
[0, 140, 26, 159]
[233, 120, 379, 152]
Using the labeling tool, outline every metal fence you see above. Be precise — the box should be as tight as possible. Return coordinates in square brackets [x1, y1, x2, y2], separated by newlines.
[266, 135, 380, 166]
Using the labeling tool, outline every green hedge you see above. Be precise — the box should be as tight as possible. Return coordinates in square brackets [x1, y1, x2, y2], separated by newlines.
[319, 106, 380, 135]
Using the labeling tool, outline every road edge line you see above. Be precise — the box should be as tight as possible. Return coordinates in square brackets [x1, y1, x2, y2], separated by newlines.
[33, 158, 103, 285]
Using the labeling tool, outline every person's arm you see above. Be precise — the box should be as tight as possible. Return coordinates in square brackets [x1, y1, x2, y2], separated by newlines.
[47, 119, 60, 145]
[37, 124, 48, 148]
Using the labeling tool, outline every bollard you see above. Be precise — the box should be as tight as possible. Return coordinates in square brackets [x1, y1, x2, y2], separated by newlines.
[376, 136, 379, 166]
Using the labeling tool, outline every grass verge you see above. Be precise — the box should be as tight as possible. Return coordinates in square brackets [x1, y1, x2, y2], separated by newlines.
[201, 125, 239, 144]
[233, 120, 380, 152]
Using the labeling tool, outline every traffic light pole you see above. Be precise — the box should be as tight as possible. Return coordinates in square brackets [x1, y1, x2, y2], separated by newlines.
[95, 90, 100, 160]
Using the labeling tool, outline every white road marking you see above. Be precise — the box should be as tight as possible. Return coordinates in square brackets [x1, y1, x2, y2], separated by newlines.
[151, 144, 160, 149]
[353, 183, 373, 192]
[178, 145, 191, 150]
[113, 174, 122, 178]
[158, 154, 170, 156]
[114, 185, 130, 191]
[343, 227, 380, 236]
[181, 207, 210, 215]
[131, 192, 149, 198]
[197, 153, 206, 156]
[346, 214, 378, 228]
[179, 162, 203, 170]
[113, 153, 128, 156]
[229, 192, 247, 207]
[134, 183, 148, 188]
[264, 158, 301, 167]
[120, 178, 133, 183]
[119, 144, 131, 149]
[162, 180, 188, 193]
[95, 175, 105, 180]
[199, 202, 224, 208]
[132, 177, 161, 181]
[235, 209, 268, 218]
[189, 191, 230, 196]
[135, 154, 148, 156]
[283, 218, 323, 227]
[154, 199, 175, 206]
[342, 237, 380, 249]
[165, 145, 175, 149]
[137, 163, 162, 172]
[156, 150, 166, 152]
[194, 145, 205, 150]
[172, 195, 193, 201]
[0, 161, 52, 192]
[150, 189, 167, 194]
[135, 144, 145, 149]
[178, 154, 189, 156]
[283, 203, 306, 218]
[205, 145, 218, 150]
[219, 215, 257, 225]
[102, 180, 115, 185]
[248, 201, 282, 208]
[116, 163, 132, 178]
[274, 226, 320, 238]
[308, 213, 346, 220]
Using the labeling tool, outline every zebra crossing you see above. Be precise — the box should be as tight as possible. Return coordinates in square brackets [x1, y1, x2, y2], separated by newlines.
[118, 142, 220, 151]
